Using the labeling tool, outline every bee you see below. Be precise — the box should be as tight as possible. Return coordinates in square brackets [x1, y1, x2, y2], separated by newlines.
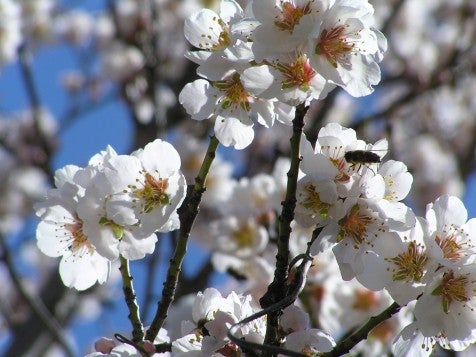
[344, 149, 384, 175]
[344, 150, 381, 165]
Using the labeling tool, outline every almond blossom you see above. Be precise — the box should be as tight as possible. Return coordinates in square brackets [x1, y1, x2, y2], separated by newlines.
[35, 165, 110, 291]
[78, 139, 186, 260]
[0, 0, 21, 66]
[172, 288, 266, 355]
[424, 195, 476, 268]
[307, 0, 387, 96]
[35, 139, 186, 288]
[179, 73, 294, 150]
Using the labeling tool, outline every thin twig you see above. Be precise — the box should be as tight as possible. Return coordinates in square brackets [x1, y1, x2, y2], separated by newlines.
[176, 259, 214, 298]
[228, 254, 313, 357]
[145, 0, 167, 135]
[260, 103, 308, 353]
[381, 0, 407, 35]
[17, 43, 54, 177]
[0, 234, 76, 357]
[59, 91, 118, 133]
[119, 256, 144, 343]
[18, 44, 41, 110]
[321, 302, 402, 357]
[145, 135, 220, 342]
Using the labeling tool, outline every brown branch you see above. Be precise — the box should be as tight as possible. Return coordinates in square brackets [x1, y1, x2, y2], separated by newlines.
[145, 135, 219, 342]
[0, 234, 75, 357]
[321, 302, 402, 357]
[260, 104, 308, 353]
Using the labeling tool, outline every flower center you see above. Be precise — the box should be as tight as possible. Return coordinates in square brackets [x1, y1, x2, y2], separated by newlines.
[276, 54, 316, 91]
[99, 217, 125, 239]
[214, 73, 251, 112]
[330, 156, 351, 182]
[315, 25, 355, 68]
[184, 154, 203, 174]
[213, 21, 231, 50]
[435, 233, 464, 263]
[300, 346, 318, 356]
[338, 204, 373, 245]
[64, 218, 94, 255]
[299, 183, 330, 218]
[352, 288, 379, 311]
[216, 343, 239, 356]
[274, 1, 312, 33]
[432, 270, 471, 313]
[386, 241, 428, 283]
[320, 145, 350, 182]
[370, 320, 394, 343]
[310, 284, 325, 301]
[232, 221, 256, 249]
[133, 173, 170, 213]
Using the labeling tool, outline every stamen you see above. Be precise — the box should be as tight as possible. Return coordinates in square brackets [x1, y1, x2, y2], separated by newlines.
[299, 183, 330, 218]
[386, 241, 428, 282]
[213, 73, 251, 112]
[315, 25, 355, 68]
[64, 218, 94, 256]
[232, 221, 256, 248]
[198, 16, 230, 50]
[133, 173, 170, 213]
[338, 204, 373, 245]
[432, 270, 471, 313]
[275, 54, 316, 90]
[274, 1, 313, 33]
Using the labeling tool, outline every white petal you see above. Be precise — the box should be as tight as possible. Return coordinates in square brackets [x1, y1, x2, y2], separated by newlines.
[214, 116, 254, 149]
[219, 0, 243, 23]
[59, 253, 109, 291]
[251, 100, 275, 128]
[184, 9, 223, 49]
[36, 205, 75, 257]
[241, 65, 276, 97]
[179, 79, 218, 120]
[138, 139, 181, 175]
[120, 232, 157, 260]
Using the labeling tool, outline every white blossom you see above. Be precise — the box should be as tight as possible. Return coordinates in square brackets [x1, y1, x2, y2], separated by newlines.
[0, 0, 21, 65]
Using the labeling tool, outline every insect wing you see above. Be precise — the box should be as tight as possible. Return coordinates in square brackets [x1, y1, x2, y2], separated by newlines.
[368, 138, 388, 159]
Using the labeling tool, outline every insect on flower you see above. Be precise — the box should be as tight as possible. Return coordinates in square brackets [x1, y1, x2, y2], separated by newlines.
[344, 149, 384, 174]
[344, 150, 381, 165]
[344, 138, 388, 171]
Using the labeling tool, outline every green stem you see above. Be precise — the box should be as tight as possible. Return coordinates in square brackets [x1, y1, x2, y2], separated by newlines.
[322, 302, 402, 357]
[261, 104, 308, 353]
[145, 135, 220, 342]
[119, 256, 144, 343]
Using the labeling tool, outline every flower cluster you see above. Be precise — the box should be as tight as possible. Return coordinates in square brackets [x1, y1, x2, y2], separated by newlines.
[169, 287, 335, 356]
[179, 0, 386, 149]
[173, 122, 476, 356]
[35, 139, 186, 290]
[186, 152, 289, 296]
[22, 0, 476, 356]
[294, 122, 476, 354]
[171, 288, 267, 355]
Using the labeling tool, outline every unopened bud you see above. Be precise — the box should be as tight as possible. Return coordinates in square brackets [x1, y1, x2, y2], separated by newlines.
[94, 337, 116, 353]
